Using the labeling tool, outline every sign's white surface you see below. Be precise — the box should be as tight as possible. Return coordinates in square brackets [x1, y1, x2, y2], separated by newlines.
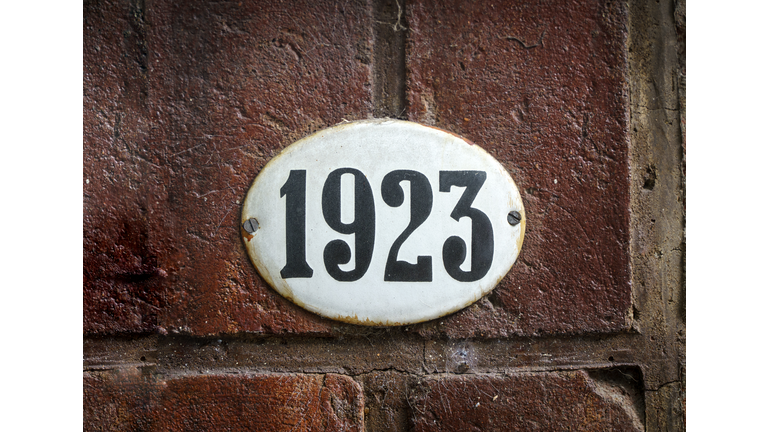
[242, 119, 525, 325]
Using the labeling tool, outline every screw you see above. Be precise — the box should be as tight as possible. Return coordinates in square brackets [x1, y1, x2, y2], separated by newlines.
[507, 211, 521, 226]
[243, 218, 259, 234]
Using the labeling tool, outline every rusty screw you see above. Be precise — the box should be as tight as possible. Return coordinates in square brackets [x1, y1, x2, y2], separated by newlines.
[507, 211, 521, 226]
[243, 218, 259, 234]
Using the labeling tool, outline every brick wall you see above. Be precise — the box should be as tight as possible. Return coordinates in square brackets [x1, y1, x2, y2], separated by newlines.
[83, 0, 685, 430]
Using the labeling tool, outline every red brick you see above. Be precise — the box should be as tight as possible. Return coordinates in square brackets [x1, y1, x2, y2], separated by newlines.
[411, 371, 643, 431]
[84, 0, 373, 335]
[361, 371, 413, 432]
[406, 0, 631, 336]
[84, 371, 364, 431]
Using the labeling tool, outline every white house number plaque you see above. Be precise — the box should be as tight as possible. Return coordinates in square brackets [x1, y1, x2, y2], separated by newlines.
[241, 120, 525, 326]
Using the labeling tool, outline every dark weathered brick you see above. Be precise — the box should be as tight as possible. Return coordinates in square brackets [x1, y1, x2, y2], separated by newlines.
[83, 370, 364, 431]
[84, 0, 373, 335]
[406, 0, 631, 336]
[410, 371, 643, 431]
[360, 371, 414, 432]
[82, 0, 685, 429]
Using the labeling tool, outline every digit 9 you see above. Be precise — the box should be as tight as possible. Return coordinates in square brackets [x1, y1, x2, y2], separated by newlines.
[321, 168, 376, 282]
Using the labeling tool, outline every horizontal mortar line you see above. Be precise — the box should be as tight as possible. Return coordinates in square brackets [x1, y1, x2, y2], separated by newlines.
[83, 362, 639, 379]
[83, 332, 650, 374]
[82, 363, 637, 375]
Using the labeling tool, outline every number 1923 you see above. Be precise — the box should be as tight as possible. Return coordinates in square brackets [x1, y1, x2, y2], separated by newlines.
[279, 169, 494, 283]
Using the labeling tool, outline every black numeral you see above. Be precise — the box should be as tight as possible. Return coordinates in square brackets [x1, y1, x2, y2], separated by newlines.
[280, 170, 314, 278]
[322, 168, 376, 281]
[381, 170, 433, 281]
[440, 171, 494, 282]
[280, 169, 495, 283]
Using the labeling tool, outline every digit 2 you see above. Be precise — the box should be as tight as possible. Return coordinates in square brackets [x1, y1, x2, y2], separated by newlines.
[381, 170, 433, 281]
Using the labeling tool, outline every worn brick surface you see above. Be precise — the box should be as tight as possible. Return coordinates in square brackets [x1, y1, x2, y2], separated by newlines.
[83, 1, 684, 430]
[406, 0, 631, 336]
[85, 0, 632, 338]
[83, 0, 373, 335]
[83, 370, 364, 431]
[361, 371, 414, 432]
[411, 371, 643, 431]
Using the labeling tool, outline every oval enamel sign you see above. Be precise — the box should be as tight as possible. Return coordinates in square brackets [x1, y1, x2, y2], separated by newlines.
[242, 119, 525, 326]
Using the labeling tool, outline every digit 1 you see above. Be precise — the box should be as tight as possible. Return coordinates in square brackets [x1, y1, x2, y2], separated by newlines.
[322, 168, 375, 282]
[440, 171, 494, 282]
[280, 170, 313, 278]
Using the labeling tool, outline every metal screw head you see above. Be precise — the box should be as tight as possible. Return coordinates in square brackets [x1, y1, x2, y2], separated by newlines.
[243, 218, 259, 234]
[507, 211, 521, 226]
